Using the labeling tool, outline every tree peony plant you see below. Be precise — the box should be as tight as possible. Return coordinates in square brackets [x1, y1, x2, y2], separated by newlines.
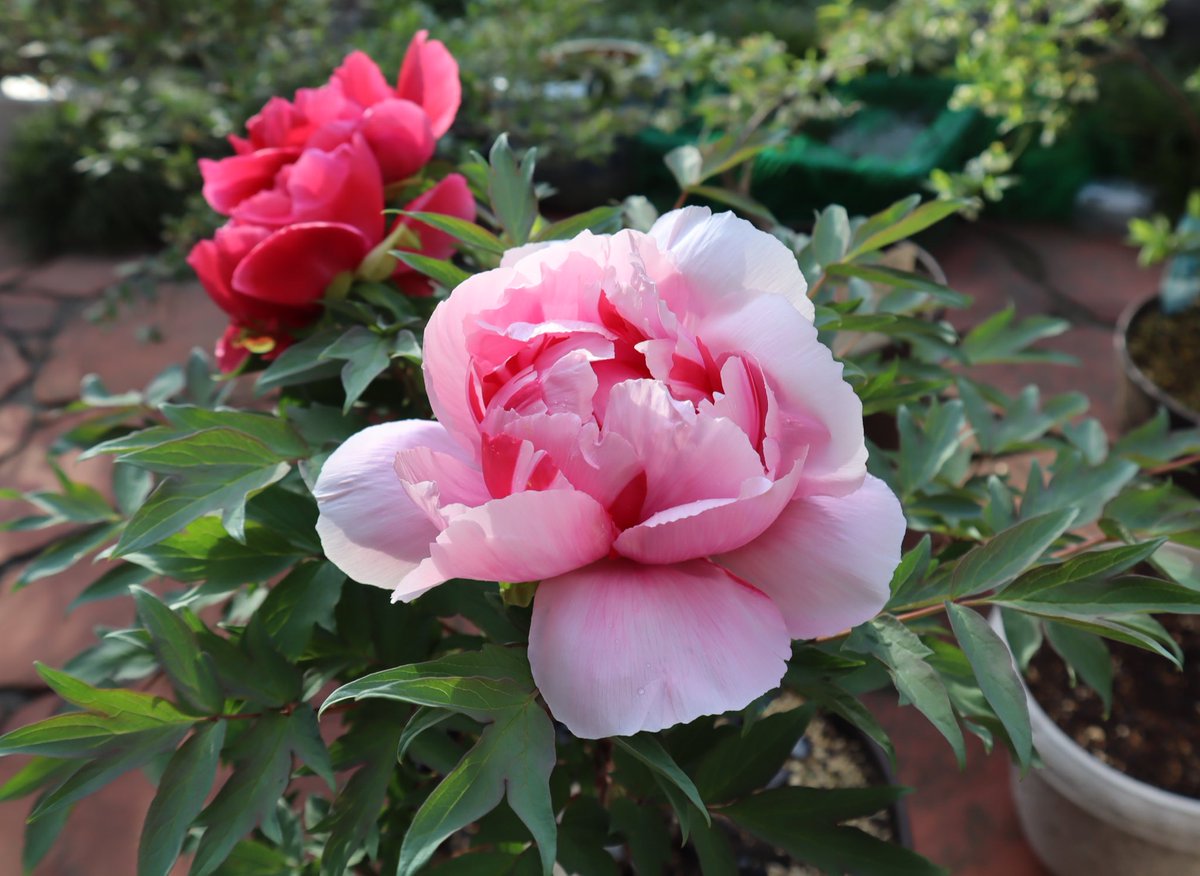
[3, 39, 1200, 876]
[314, 209, 906, 738]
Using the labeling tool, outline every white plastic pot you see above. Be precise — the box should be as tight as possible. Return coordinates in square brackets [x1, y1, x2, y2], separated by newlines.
[991, 611, 1200, 875]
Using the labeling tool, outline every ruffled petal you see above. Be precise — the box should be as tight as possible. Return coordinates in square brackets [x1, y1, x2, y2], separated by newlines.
[396, 30, 462, 137]
[395, 489, 614, 599]
[613, 463, 802, 564]
[529, 559, 790, 737]
[715, 475, 904, 639]
[314, 421, 472, 589]
[648, 207, 813, 322]
[699, 293, 866, 496]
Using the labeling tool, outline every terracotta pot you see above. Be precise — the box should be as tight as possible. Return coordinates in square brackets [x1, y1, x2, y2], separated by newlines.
[992, 612, 1200, 875]
[1114, 293, 1200, 432]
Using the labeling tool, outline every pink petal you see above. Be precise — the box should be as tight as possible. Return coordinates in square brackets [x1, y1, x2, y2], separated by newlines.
[332, 51, 394, 106]
[232, 222, 370, 306]
[199, 149, 298, 215]
[613, 463, 803, 565]
[315, 421, 474, 589]
[700, 293, 866, 496]
[529, 559, 790, 738]
[361, 98, 435, 182]
[395, 490, 614, 599]
[396, 30, 461, 137]
[648, 207, 813, 321]
[390, 173, 475, 270]
[601, 379, 765, 516]
[715, 475, 904, 639]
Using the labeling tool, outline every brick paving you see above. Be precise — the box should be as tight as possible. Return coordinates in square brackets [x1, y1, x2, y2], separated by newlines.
[0, 218, 1162, 873]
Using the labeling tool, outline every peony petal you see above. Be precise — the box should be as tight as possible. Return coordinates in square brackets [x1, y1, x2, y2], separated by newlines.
[361, 98, 436, 183]
[648, 207, 813, 321]
[199, 149, 298, 215]
[715, 475, 904, 639]
[613, 463, 802, 564]
[232, 222, 370, 306]
[332, 51, 394, 107]
[390, 173, 476, 271]
[699, 293, 866, 496]
[395, 489, 614, 599]
[396, 30, 462, 138]
[602, 379, 765, 516]
[314, 421, 475, 589]
[529, 559, 790, 738]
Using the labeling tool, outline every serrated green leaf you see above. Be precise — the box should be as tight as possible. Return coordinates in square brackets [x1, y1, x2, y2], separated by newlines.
[946, 604, 1032, 767]
[139, 721, 226, 876]
[132, 588, 223, 714]
[846, 616, 965, 766]
[397, 701, 556, 876]
[949, 508, 1078, 598]
[613, 734, 709, 827]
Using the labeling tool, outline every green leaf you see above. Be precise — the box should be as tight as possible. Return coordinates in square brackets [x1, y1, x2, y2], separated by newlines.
[664, 145, 703, 189]
[210, 840, 293, 876]
[0, 711, 193, 758]
[896, 400, 966, 496]
[845, 199, 966, 259]
[558, 797, 618, 876]
[257, 562, 344, 659]
[113, 462, 290, 556]
[1000, 608, 1043, 673]
[1111, 408, 1200, 465]
[122, 518, 302, 592]
[114, 463, 154, 516]
[688, 185, 778, 225]
[609, 798, 671, 876]
[398, 211, 504, 255]
[29, 724, 187, 820]
[1044, 622, 1113, 713]
[0, 757, 77, 802]
[824, 262, 969, 308]
[318, 720, 399, 876]
[533, 206, 623, 242]
[1009, 608, 1181, 664]
[960, 308, 1071, 365]
[811, 205, 851, 267]
[397, 701, 556, 876]
[946, 604, 1032, 767]
[133, 588, 224, 714]
[846, 616, 966, 766]
[397, 707, 453, 763]
[949, 509, 1079, 598]
[288, 705, 334, 788]
[1022, 454, 1139, 528]
[255, 332, 343, 393]
[35, 663, 195, 725]
[1063, 418, 1108, 465]
[613, 734, 709, 827]
[887, 535, 933, 607]
[1000, 574, 1200, 615]
[322, 647, 535, 719]
[139, 721, 226, 876]
[691, 706, 813, 803]
[114, 429, 285, 473]
[14, 522, 121, 588]
[319, 327, 392, 412]
[721, 786, 945, 874]
[848, 195, 922, 249]
[23, 792, 72, 873]
[159, 406, 307, 458]
[190, 714, 295, 876]
[391, 251, 472, 289]
[997, 540, 1165, 601]
[487, 133, 538, 245]
[687, 818, 737, 876]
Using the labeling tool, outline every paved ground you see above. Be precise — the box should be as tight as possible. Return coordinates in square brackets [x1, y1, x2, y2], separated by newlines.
[0, 219, 1163, 874]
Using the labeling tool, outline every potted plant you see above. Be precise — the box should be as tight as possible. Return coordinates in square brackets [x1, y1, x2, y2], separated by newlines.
[1119, 193, 1200, 430]
[2, 37, 1200, 876]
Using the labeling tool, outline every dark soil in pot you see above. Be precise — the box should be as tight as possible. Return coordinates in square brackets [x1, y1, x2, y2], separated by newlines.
[1122, 298, 1200, 421]
[1025, 613, 1200, 799]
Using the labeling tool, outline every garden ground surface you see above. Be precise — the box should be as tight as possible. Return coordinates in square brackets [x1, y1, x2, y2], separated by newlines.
[0, 219, 1162, 874]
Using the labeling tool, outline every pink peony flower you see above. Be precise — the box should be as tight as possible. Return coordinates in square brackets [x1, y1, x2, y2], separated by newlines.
[313, 209, 906, 737]
[200, 31, 461, 214]
[188, 135, 474, 370]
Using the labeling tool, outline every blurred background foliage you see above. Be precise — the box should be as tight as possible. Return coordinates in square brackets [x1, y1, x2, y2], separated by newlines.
[2, 0, 1198, 255]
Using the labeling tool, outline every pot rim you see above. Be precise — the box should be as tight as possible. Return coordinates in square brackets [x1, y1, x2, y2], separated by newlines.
[1114, 293, 1200, 426]
[989, 610, 1200, 851]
